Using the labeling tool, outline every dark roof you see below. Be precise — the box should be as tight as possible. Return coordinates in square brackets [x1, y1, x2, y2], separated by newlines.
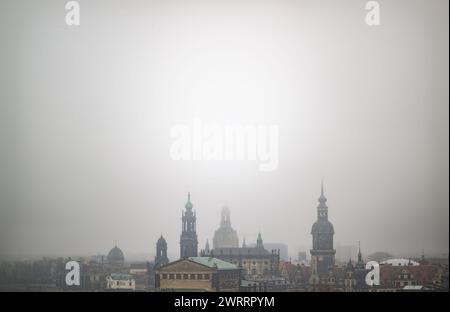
[311, 220, 334, 234]
[212, 247, 271, 256]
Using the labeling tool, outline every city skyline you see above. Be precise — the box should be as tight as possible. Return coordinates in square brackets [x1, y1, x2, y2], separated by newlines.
[0, 0, 448, 266]
[1, 184, 446, 262]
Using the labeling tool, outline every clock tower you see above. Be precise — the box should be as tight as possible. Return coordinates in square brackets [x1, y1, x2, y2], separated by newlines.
[309, 181, 336, 287]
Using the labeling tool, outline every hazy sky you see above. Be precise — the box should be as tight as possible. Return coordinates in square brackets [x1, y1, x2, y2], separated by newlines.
[0, 0, 448, 261]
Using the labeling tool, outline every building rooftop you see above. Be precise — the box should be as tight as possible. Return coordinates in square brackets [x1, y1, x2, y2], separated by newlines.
[109, 273, 133, 281]
[188, 257, 238, 270]
[403, 285, 424, 290]
[210, 247, 272, 256]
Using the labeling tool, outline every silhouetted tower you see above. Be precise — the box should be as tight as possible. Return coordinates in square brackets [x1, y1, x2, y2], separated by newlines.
[154, 235, 169, 268]
[180, 192, 198, 258]
[354, 241, 368, 291]
[309, 181, 336, 285]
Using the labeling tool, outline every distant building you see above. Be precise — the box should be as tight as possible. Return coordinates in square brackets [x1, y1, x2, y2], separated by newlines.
[309, 182, 336, 289]
[106, 273, 135, 290]
[155, 257, 241, 292]
[107, 243, 125, 267]
[154, 235, 169, 269]
[180, 193, 198, 258]
[202, 233, 280, 280]
[213, 206, 239, 249]
[298, 251, 307, 264]
[368, 252, 393, 263]
[379, 263, 440, 289]
[344, 242, 368, 292]
[247, 243, 288, 261]
[335, 244, 356, 263]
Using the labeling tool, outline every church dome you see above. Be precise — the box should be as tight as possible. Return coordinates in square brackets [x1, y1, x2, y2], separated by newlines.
[107, 246, 124, 262]
[213, 206, 239, 249]
[311, 220, 334, 234]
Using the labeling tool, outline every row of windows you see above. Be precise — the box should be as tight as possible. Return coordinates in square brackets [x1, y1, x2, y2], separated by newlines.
[111, 281, 133, 286]
[160, 273, 210, 280]
[220, 257, 270, 267]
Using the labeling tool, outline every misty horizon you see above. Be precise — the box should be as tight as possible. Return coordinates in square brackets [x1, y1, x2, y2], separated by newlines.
[0, 0, 448, 262]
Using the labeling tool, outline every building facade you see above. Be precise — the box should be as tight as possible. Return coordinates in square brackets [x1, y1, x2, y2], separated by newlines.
[202, 233, 280, 280]
[155, 257, 241, 292]
[106, 273, 135, 290]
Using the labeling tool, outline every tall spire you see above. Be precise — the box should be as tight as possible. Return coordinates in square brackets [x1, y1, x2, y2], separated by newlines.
[256, 232, 264, 249]
[205, 239, 210, 253]
[317, 179, 328, 220]
[357, 241, 362, 263]
[319, 179, 327, 205]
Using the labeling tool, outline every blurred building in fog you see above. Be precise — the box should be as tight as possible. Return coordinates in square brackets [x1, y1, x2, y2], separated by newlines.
[213, 206, 239, 249]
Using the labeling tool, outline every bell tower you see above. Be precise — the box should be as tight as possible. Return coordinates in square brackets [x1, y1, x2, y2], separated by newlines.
[309, 181, 336, 286]
[180, 192, 198, 258]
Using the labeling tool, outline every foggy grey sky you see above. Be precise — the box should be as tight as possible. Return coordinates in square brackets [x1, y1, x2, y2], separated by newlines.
[0, 0, 448, 261]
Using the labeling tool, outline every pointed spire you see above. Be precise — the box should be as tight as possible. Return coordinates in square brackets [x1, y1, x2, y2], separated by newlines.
[319, 179, 327, 204]
[357, 241, 363, 263]
[242, 237, 247, 248]
[205, 239, 210, 253]
[321, 177, 324, 196]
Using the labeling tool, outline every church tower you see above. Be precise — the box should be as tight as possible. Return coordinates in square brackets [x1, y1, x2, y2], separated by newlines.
[309, 181, 336, 286]
[213, 206, 239, 249]
[354, 241, 368, 291]
[154, 235, 169, 269]
[256, 232, 264, 249]
[180, 192, 198, 258]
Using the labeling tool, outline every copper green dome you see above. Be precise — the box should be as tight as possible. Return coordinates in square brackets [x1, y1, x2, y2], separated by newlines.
[185, 192, 193, 210]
